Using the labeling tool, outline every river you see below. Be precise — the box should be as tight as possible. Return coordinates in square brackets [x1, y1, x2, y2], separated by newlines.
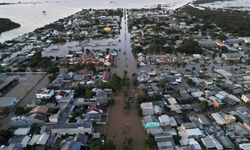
[0, 0, 192, 42]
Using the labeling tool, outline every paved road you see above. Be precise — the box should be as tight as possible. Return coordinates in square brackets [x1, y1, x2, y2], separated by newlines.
[0, 74, 49, 130]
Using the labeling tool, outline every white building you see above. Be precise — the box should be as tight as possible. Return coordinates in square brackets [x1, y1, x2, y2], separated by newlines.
[45, 123, 92, 135]
[36, 88, 55, 99]
[241, 94, 250, 103]
[140, 102, 154, 116]
[158, 115, 170, 126]
[222, 53, 241, 62]
[239, 143, 250, 150]
[49, 113, 60, 123]
[189, 138, 202, 150]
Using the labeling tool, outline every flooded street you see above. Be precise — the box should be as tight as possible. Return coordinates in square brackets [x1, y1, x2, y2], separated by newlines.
[112, 9, 137, 77]
[106, 9, 147, 149]
[0, 0, 193, 42]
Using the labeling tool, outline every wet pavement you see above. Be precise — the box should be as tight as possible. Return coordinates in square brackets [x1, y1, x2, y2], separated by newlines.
[0, 73, 49, 130]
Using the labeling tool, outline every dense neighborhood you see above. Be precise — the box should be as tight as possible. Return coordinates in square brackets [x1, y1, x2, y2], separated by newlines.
[0, 1, 250, 150]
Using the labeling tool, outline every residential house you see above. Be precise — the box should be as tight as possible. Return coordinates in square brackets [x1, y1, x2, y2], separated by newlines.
[158, 115, 170, 126]
[140, 102, 154, 115]
[55, 90, 74, 103]
[222, 53, 241, 62]
[30, 106, 49, 114]
[36, 88, 55, 99]
[241, 94, 250, 103]
[10, 115, 46, 127]
[224, 115, 236, 124]
[86, 102, 104, 114]
[43, 123, 93, 134]
[61, 140, 82, 150]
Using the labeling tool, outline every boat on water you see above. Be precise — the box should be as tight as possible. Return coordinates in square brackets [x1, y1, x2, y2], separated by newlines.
[42, 11, 46, 14]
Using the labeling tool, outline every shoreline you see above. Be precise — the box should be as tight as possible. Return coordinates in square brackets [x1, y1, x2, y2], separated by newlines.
[0, 0, 193, 43]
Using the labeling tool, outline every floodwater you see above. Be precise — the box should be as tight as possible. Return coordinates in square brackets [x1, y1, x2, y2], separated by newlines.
[0, 0, 192, 42]
[42, 9, 137, 77]
[112, 9, 137, 77]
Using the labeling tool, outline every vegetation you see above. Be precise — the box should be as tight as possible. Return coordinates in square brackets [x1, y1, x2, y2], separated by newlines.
[145, 134, 156, 148]
[90, 139, 116, 150]
[186, 79, 195, 86]
[177, 39, 202, 54]
[68, 64, 96, 72]
[70, 106, 88, 122]
[51, 36, 66, 44]
[173, 135, 181, 145]
[108, 98, 115, 105]
[182, 6, 250, 36]
[14, 106, 30, 116]
[132, 45, 143, 55]
[233, 114, 243, 123]
[29, 54, 57, 71]
[0, 18, 20, 33]
[74, 86, 96, 98]
[51, 137, 63, 150]
[102, 74, 122, 91]
[29, 124, 41, 134]
[90, 140, 103, 150]
[198, 100, 209, 111]
[0, 129, 13, 145]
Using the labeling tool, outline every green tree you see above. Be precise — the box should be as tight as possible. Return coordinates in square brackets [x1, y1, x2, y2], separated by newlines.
[105, 74, 122, 91]
[145, 134, 156, 148]
[177, 39, 202, 54]
[14, 106, 28, 116]
[0, 18, 20, 33]
[173, 135, 181, 145]
[198, 101, 208, 111]
[90, 140, 104, 150]
[85, 90, 95, 98]
[0, 129, 13, 145]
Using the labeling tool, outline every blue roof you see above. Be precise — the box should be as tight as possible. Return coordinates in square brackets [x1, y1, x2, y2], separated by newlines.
[144, 122, 160, 129]
[68, 141, 81, 150]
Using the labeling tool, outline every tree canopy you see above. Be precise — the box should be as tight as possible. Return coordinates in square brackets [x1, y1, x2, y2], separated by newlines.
[0, 18, 20, 33]
[182, 6, 250, 36]
[177, 39, 202, 54]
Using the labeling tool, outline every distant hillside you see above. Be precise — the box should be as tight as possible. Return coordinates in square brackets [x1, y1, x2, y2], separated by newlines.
[0, 18, 20, 34]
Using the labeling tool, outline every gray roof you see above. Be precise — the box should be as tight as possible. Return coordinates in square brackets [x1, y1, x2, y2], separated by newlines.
[0, 76, 18, 90]
[0, 97, 17, 107]
[217, 136, 235, 149]
[84, 113, 102, 122]
[155, 133, 174, 143]
[181, 122, 197, 129]
[45, 122, 92, 129]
